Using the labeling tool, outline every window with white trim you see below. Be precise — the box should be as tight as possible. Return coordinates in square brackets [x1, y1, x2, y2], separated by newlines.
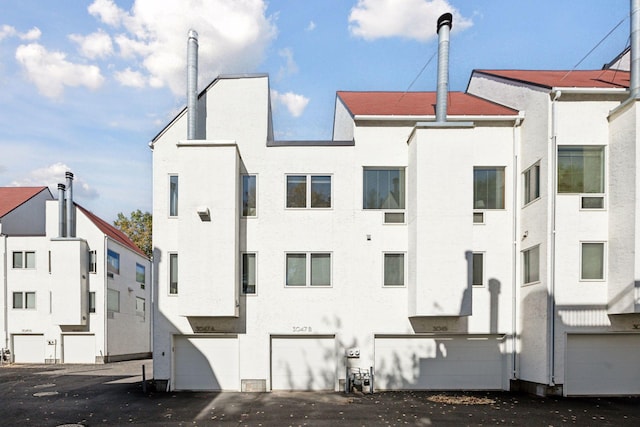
[286, 175, 331, 208]
[169, 175, 179, 216]
[242, 253, 257, 294]
[89, 250, 97, 273]
[523, 245, 540, 285]
[12, 292, 35, 309]
[523, 163, 540, 205]
[107, 288, 120, 313]
[169, 253, 178, 294]
[136, 297, 146, 320]
[383, 253, 405, 286]
[242, 175, 257, 216]
[363, 168, 405, 209]
[89, 292, 96, 313]
[12, 251, 35, 269]
[472, 253, 484, 286]
[474, 167, 505, 209]
[286, 252, 331, 287]
[581, 242, 605, 281]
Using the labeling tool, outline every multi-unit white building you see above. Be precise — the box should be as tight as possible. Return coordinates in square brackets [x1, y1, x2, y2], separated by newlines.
[151, 14, 640, 396]
[0, 173, 151, 364]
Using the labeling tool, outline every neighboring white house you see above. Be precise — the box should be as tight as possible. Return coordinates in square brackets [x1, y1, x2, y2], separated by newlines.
[0, 174, 151, 364]
[151, 16, 640, 395]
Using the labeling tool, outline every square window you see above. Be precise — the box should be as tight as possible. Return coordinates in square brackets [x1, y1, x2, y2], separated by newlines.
[242, 175, 257, 216]
[169, 253, 178, 294]
[242, 253, 257, 294]
[581, 242, 605, 280]
[474, 167, 505, 209]
[384, 253, 405, 286]
[107, 250, 120, 275]
[107, 288, 120, 312]
[363, 168, 405, 209]
[473, 212, 485, 224]
[169, 175, 179, 216]
[524, 164, 540, 205]
[523, 246, 540, 285]
[558, 146, 604, 193]
[472, 253, 484, 286]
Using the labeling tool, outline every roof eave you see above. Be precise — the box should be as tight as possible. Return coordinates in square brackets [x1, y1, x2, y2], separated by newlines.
[353, 114, 523, 122]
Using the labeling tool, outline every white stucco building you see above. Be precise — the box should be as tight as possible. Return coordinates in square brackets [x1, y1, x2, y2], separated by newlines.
[151, 16, 640, 395]
[0, 175, 151, 364]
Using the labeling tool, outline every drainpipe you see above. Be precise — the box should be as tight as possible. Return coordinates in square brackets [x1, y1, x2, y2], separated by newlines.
[631, 0, 640, 98]
[511, 116, 522, 380]
[548, 90, 561, 387]
[2, 229, 8, 356]
[435, 13, 452, 122]
[187, 29, 199, 140]
[57, 184, 66, 238]
[65, 172, 74, 238]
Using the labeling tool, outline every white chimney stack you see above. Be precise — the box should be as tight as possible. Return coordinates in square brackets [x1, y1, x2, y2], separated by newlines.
[187, 29, 199, 140]
[65, 171, 74, 238]
[435, 13, 453, 122]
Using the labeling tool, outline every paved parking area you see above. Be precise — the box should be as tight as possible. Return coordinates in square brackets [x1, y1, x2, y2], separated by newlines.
[1, 360, 640, 426]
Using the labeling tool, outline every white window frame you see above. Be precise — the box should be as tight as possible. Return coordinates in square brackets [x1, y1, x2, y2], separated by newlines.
[383, 252, 405, 287]
[241, 174, 258, 217]
[363, 167, 406, 210]
[107, 288, 120, 313]
[523, 162, 541, 206]
[169, 174, 179, 217]
[580, 241, 606, 281]
[89, 250, 97, 274]
[522, 245, 540, 286]
[241, 252, 257, 295]
[169, 252, 178, 295]
[285, 174, 332, 209]
[89, 291, 96, 313]
[285, 252, 332, 287]
[12, 291, 36, 309]
[474, 166, 506, 210]
[12, 251, 35, 269]
[472, 252, 484, 287]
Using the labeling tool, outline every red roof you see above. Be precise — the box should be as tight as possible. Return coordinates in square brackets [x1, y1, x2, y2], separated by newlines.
[337, 91, 518, 117]
[0, 187, 49, 218]
[76, 205, 147, 258]
[474, 69, 630, 89]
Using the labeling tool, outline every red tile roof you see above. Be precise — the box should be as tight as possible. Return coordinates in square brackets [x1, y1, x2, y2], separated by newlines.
[474, 69, 630, 89]
[0, 187, 49, 218]
[76, 205, 147, 258]
[337, 91, 518, 117]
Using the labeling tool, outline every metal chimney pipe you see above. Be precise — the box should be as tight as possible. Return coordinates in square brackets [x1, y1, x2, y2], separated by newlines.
[65, 172, 74, 238]
[435, 13, 453, 122]
[187, 29, 199, 140]
[57, 183, 66, 238]
[631, 0, 640, 98]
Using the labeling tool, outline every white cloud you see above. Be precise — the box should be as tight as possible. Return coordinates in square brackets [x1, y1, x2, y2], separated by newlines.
[306, 21, 316, 32]
[277, 48, 298, 79]
[89, 0, 277, 95]
[349, 0, 472, 42]
[114, 67, 146, 87]
[0, 25, 17, 41]
[69, 29, 114, 59]
[271, 89, 309, 117]
[19, 27, 41, 41]
[10, 162, 99, 200]
[15, 43, 105, 98]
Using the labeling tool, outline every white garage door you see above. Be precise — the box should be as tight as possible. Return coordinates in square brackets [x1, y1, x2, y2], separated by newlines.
[13, 334, 45, 363]
[63, 334, 96, 364]
[565, 334, 640, 396]
[374, 335, 504, 390]
[173, 335, 239, 391]
[271, 335, 336, 391]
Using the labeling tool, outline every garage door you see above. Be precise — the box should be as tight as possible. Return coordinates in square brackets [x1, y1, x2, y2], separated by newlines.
[374, 335, 504, 390]
[565, 334, 640, 396]
[271, 335, 336, 391]
[63, 334, 96, 364]
[173, 335, 239, 391]
[13, 334, 45, 363]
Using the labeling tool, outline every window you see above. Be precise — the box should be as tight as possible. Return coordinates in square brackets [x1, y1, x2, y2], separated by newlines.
[581, 242, 605, 280]
[558, 146, 604, 193]
[89, 292, 96, 313]
[523, 245, 540, 285]
[242, 175, 257, 216]
[286, 253, 331, 287]
[169, 253, 178, 294]
[286, 175, 331, 208]
[242, 253, 257, 294]
[136, 263, 146, 284]
[169, 175, 179, 216]
[363, 168, 405, 209]
[107, 288, 120, 312]
[89, 250, 97, 273]
[474, 167, 505, 209]
[107, 250, 120, 275]
[12, 251, 35, 269]
[523, 164, 540, 205]
[13, 292, 35, 309]
[472, 253, 484, 286]
[384, 253, 405, 286]
[136, 297, 146, 320]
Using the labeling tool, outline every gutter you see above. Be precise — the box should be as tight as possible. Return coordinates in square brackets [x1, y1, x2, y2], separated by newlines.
[2, 230, 7, 353]
[550, 87, 627, 95]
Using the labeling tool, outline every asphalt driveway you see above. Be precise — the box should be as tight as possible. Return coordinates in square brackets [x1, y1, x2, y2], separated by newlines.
[1, 360, 639, 426]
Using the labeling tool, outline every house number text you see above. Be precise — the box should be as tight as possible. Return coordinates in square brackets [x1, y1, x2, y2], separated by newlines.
[292, 326, 312, 333]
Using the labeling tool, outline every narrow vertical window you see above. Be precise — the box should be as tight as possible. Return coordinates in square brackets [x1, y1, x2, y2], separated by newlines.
[242, 175, 257, 216]
[169, 253, 178, 294]
[523, 246, 540, 284]
[472, 253, 484, 286]
[242, 253, 257, 294]
[136, 263, 146, 284]
[523, 164, 540, 205]
[89, 250, 97, 273]
[581, 242, 605, 280]
[169, 175, 179, 216]
[89, 292, 96, 313]
[48, 251, 51, 273]
[107, 250, 120, 275]
[384, 253, 405, 286]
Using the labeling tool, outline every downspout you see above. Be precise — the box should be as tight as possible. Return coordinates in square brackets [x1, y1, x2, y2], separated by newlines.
[103, 235, 108, 363]
[548, 90, 561, 387]
[511, 116, 522, 380]
[2, 229, 8, 355]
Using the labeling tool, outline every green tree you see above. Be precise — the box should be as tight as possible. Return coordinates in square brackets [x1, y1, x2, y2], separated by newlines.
[114, 210, 152, 258]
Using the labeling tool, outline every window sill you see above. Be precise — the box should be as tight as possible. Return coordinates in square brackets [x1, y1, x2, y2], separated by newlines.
[521, 280, 541, 287]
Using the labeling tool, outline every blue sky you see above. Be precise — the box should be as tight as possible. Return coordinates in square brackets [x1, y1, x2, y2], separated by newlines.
[0, 0, 631, 223]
